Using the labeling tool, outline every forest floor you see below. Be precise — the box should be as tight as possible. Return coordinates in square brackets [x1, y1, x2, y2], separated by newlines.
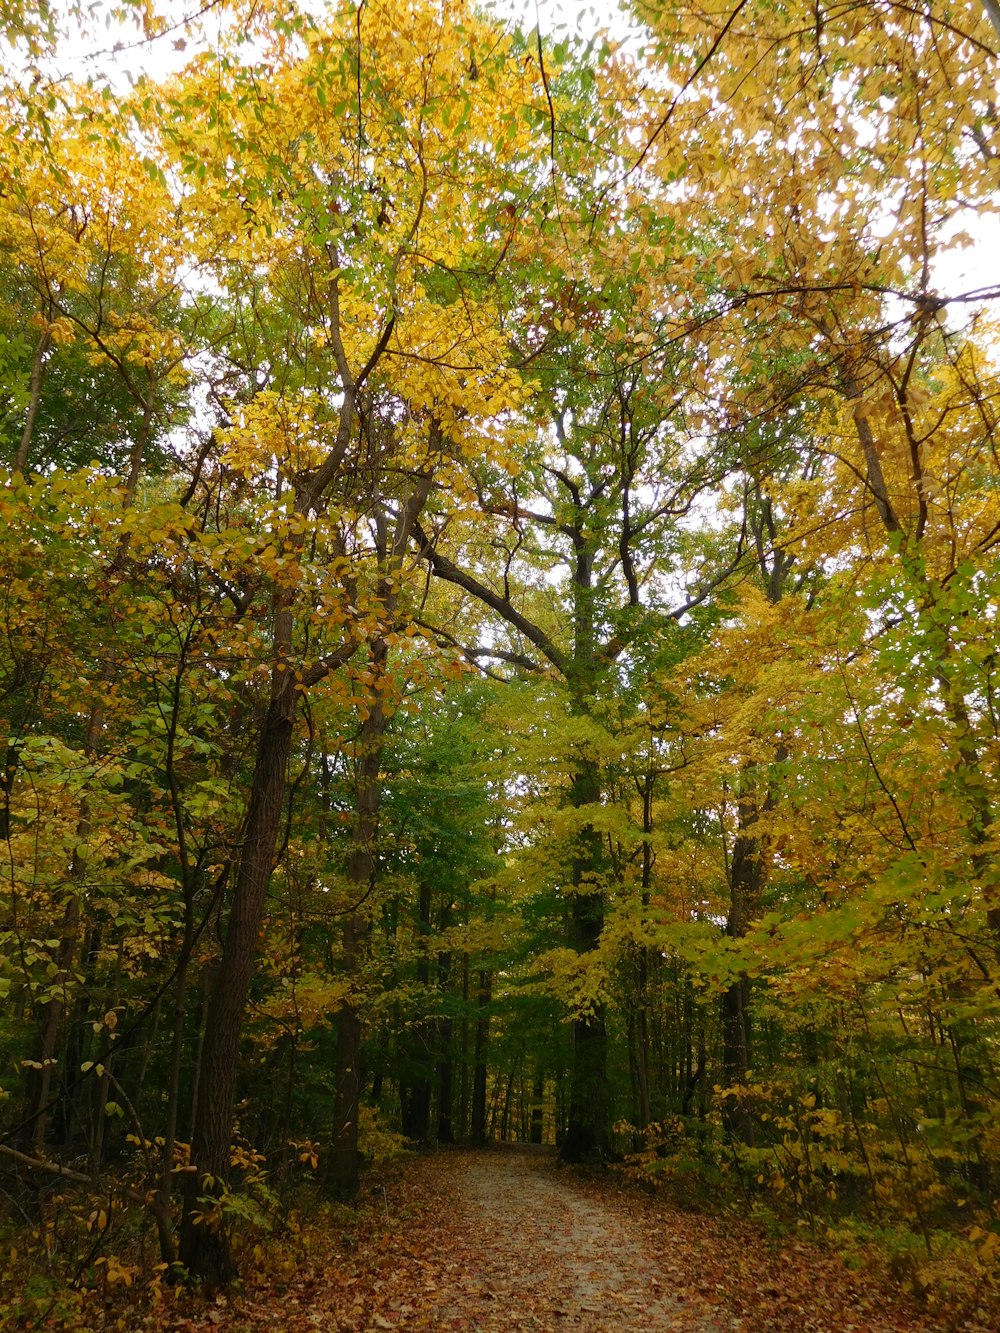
[120, 1144, 986, 1333]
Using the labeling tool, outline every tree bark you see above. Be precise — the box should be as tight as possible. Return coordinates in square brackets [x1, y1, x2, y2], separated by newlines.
[561, 887, 609, 1161]
[327, 918, 365, 1199]
[459, 952, 470, 1138]
[326, 646, 387, 1198]
[436, 950, 455, 1144]
[471, 970, 491, 1145]
[719, 777, 775, 1146]
[406, 880, 434, 1143]
[19, 695, 105, 1153]
[560, 740, 611, 1162]
[14, 326, 52, 475]
[179, 673, 297, 1281]
[530, 1069, 544, 1144]
[326, 472, 433, 1195]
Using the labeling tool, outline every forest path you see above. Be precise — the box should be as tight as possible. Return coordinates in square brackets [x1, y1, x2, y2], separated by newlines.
[417, 1146, 721, 1331]
[169, 1147, 956, 1333]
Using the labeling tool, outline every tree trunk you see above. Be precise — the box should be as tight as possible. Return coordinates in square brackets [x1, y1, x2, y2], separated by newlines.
[530, 1069, 544, 1144]
[327, 650, 386, 1199]
[407, 881, 433, 1143]
[14, 326, 52, 475]
[179, 676, 296, 1282]
[326, 473, 434, 1191]
[52, 930, 94, 1149]
[20, 697, 105, 1152]
[634, 985, 652, 1130]
[719, 792, 770, 1147]
[436, 950, 454, 1144]
[559, 518, 613, 1162]
[717, 504, 789, 1145]
[471, 970, 491, 1145]
[561, 1011, 609, 1160]
[20, 897, 81, 1154]
[634, 774, 654, 1131]
[500, 1052, 519, 1142]
[561, 755, 611, 1162]
[459, 952, 470, 1139]
[327, 928, 364, 1199]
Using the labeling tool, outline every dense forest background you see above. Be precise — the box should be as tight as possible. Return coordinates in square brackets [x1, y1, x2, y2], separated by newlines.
[3, 0, 1000, 1317]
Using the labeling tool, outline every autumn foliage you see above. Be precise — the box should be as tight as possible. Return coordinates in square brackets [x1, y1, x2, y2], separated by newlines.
[2, 0, 1000, 1325]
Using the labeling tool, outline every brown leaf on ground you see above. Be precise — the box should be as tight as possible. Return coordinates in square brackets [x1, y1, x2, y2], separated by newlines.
[116, 1148, 986, 1333]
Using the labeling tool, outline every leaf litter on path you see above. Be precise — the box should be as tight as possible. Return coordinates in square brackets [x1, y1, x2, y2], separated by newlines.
[138, 1147, 969, 1333]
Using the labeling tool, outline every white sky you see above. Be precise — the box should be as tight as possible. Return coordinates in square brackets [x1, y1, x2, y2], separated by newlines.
[45, 0, 629, 86]
[19, 0, 1000, 312]
[28, 0, 999, 126]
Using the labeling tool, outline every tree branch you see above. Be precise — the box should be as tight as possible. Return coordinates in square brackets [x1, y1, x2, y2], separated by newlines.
[412, 520, 568, 675]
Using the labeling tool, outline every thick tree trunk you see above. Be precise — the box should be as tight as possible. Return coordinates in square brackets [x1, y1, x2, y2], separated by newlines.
[326, 475, 433, 1192]
[720, 975, 755, 1143]
[414, 474, 618, 1160]
[718, 509, 789, 1145]
[562, 1019, 608, 1159]
[179, 677, 296, 1282]
[561, 749, 611, 1162]
[562, 884, 610, 1161]
[559, 521, 614, 1162]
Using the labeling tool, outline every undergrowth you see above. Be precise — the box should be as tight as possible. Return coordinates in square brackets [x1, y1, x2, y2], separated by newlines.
[616, 1107, 1000, 1327]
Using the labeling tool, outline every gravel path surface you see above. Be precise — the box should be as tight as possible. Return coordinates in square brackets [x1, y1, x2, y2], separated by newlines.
[406, 1147, 731, 1331]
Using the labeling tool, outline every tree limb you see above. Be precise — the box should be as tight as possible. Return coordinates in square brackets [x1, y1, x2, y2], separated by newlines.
[412, 520, 568, 675]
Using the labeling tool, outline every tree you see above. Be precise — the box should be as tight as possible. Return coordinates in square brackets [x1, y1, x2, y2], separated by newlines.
[149, 0, 541, 1275]
[4, 0, 1000, 1299]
